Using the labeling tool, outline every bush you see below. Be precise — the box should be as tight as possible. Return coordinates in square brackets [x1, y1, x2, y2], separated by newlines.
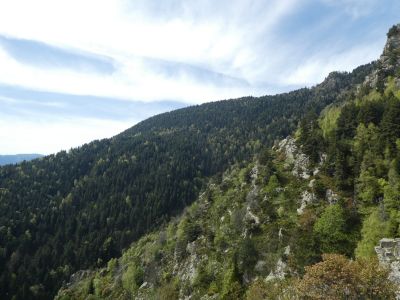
[296, 254, 396, 300]
[355, 209, 390, 258]
[156, 281, 179, 300]
[237, 238, 258, 274]
[246, 278, 297, 300]
[313, 204, 352, 254]
[121, 264, 144, 294]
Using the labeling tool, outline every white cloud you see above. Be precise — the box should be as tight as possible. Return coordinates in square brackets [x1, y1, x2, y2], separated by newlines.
[0, 114, 135, 154]
[285, 40, 383, 86]
[321, 0, 379, 19]
[0, 0, 395, 153]
[0, 0, 300, 103]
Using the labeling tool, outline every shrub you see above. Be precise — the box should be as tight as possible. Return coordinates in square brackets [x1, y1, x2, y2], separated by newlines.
[156, 281, 179, 300]
[296, 254, 396, 300]
[121, 264, 144, 294]
[355, 209, 390, 258]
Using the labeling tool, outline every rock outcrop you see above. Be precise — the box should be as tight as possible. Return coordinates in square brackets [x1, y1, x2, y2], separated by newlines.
[365, 24, 400, 89]
[277, 137, 310, 179]
[297, 191, 316, 214]
[325, 189, 339, 204]
[375, 238, 400, 297]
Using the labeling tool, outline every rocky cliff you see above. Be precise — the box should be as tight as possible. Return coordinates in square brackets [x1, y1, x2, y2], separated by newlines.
[364, 24, 400, 89]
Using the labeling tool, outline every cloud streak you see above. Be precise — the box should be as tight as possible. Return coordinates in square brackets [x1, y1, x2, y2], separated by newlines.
[0, 0, 302, 103]
[0, 0, 399, 153]
[0, 35, 116, 73]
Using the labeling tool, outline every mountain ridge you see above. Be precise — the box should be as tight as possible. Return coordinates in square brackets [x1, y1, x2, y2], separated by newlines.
[0, 24, 398, 300]
[56, 23, 400, 300]
[0, 154, 43, 166]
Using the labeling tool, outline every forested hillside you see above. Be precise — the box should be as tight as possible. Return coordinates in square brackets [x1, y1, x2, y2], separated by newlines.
[57, 24, 400, 299]
[0, 65, 371, 300]
[1, 24, 398, 300]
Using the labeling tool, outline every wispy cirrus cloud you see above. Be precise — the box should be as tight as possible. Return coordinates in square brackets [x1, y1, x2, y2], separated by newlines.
[0, 0, 399, 153]
[0, 0, 301, 103]
[0, 35, 116, 74]
[321, 0, 381, 19]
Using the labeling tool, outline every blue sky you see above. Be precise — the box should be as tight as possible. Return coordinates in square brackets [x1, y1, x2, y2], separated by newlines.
[0, 0, 399, 154]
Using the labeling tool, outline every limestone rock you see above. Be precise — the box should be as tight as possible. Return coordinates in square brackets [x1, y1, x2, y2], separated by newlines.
[255, 260, 267, 273]
[245, 206, 260, 226]
[277, 137, 310, 179]
[266, 258, 287, 281]
[293, 153, 310, 179]
[297, 191, 316, 214]
[364, 24, 400, 89]
[375, 238, 400, 298]
[325, 189, 338, 204]
[308, 179, 316, 188]
[277, 137, 297, 163]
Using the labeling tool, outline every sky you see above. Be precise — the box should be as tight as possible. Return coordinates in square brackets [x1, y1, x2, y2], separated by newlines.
[0, 0, 399, 154]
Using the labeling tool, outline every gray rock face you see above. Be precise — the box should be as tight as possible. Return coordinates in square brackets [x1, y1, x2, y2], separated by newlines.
[277, 137, 310, 179]
[277, 137, 297, 163]
[325, 189, 339, 204]
[255, 260, 267, 273]
[244, 164, 261, 235]
[297, 191, 316, 215]
[364, 24, 400, 89]
[266, 258, 287, 281]
[375, 238, 400, 297]
[265, 246, 290, 281]
[64, 269, 95, 288]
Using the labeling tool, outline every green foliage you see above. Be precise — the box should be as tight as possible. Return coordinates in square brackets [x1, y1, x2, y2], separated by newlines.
[387, 24, 400, 38]
[121, 264, 144, 294]
[298, 112, 324, 163]
[336, 103, 359, 139]
[245, 279, 297, 300]
[312, 180, 326, 200]
[357, 99, 384, 126]
[155, 281, 179, 300]
[237, 238, 258, 274]
[381, 94, 400, 154]
[385, 77, 400, 99]
[289, 209, 320, 274]
[356, 151, 385, 205]
[384, 159, 400, 211]
[193, 262, 214, 291]
[0, 38, 391, 300]
[1, 66, 369, 299]
[221, 256, 242, 300]
[296, 254, 396, 300]
[355, 209, 391, 258]
[353, 123, 380, 161]
[264, 174, 280, 197]
[313, 204, 357, 255]
[319, 105, 341, 138]
[178, 217, 202, 244]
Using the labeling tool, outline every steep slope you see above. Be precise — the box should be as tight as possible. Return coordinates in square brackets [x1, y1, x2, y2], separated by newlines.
[56, 147, 307, 299]
[0, 29, 385, 300]
[56, 24, 400, 299]
[0, 68, 370, 300]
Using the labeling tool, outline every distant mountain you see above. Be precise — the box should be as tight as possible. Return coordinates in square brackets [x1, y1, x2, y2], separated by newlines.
[0, 154, 43, 166]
